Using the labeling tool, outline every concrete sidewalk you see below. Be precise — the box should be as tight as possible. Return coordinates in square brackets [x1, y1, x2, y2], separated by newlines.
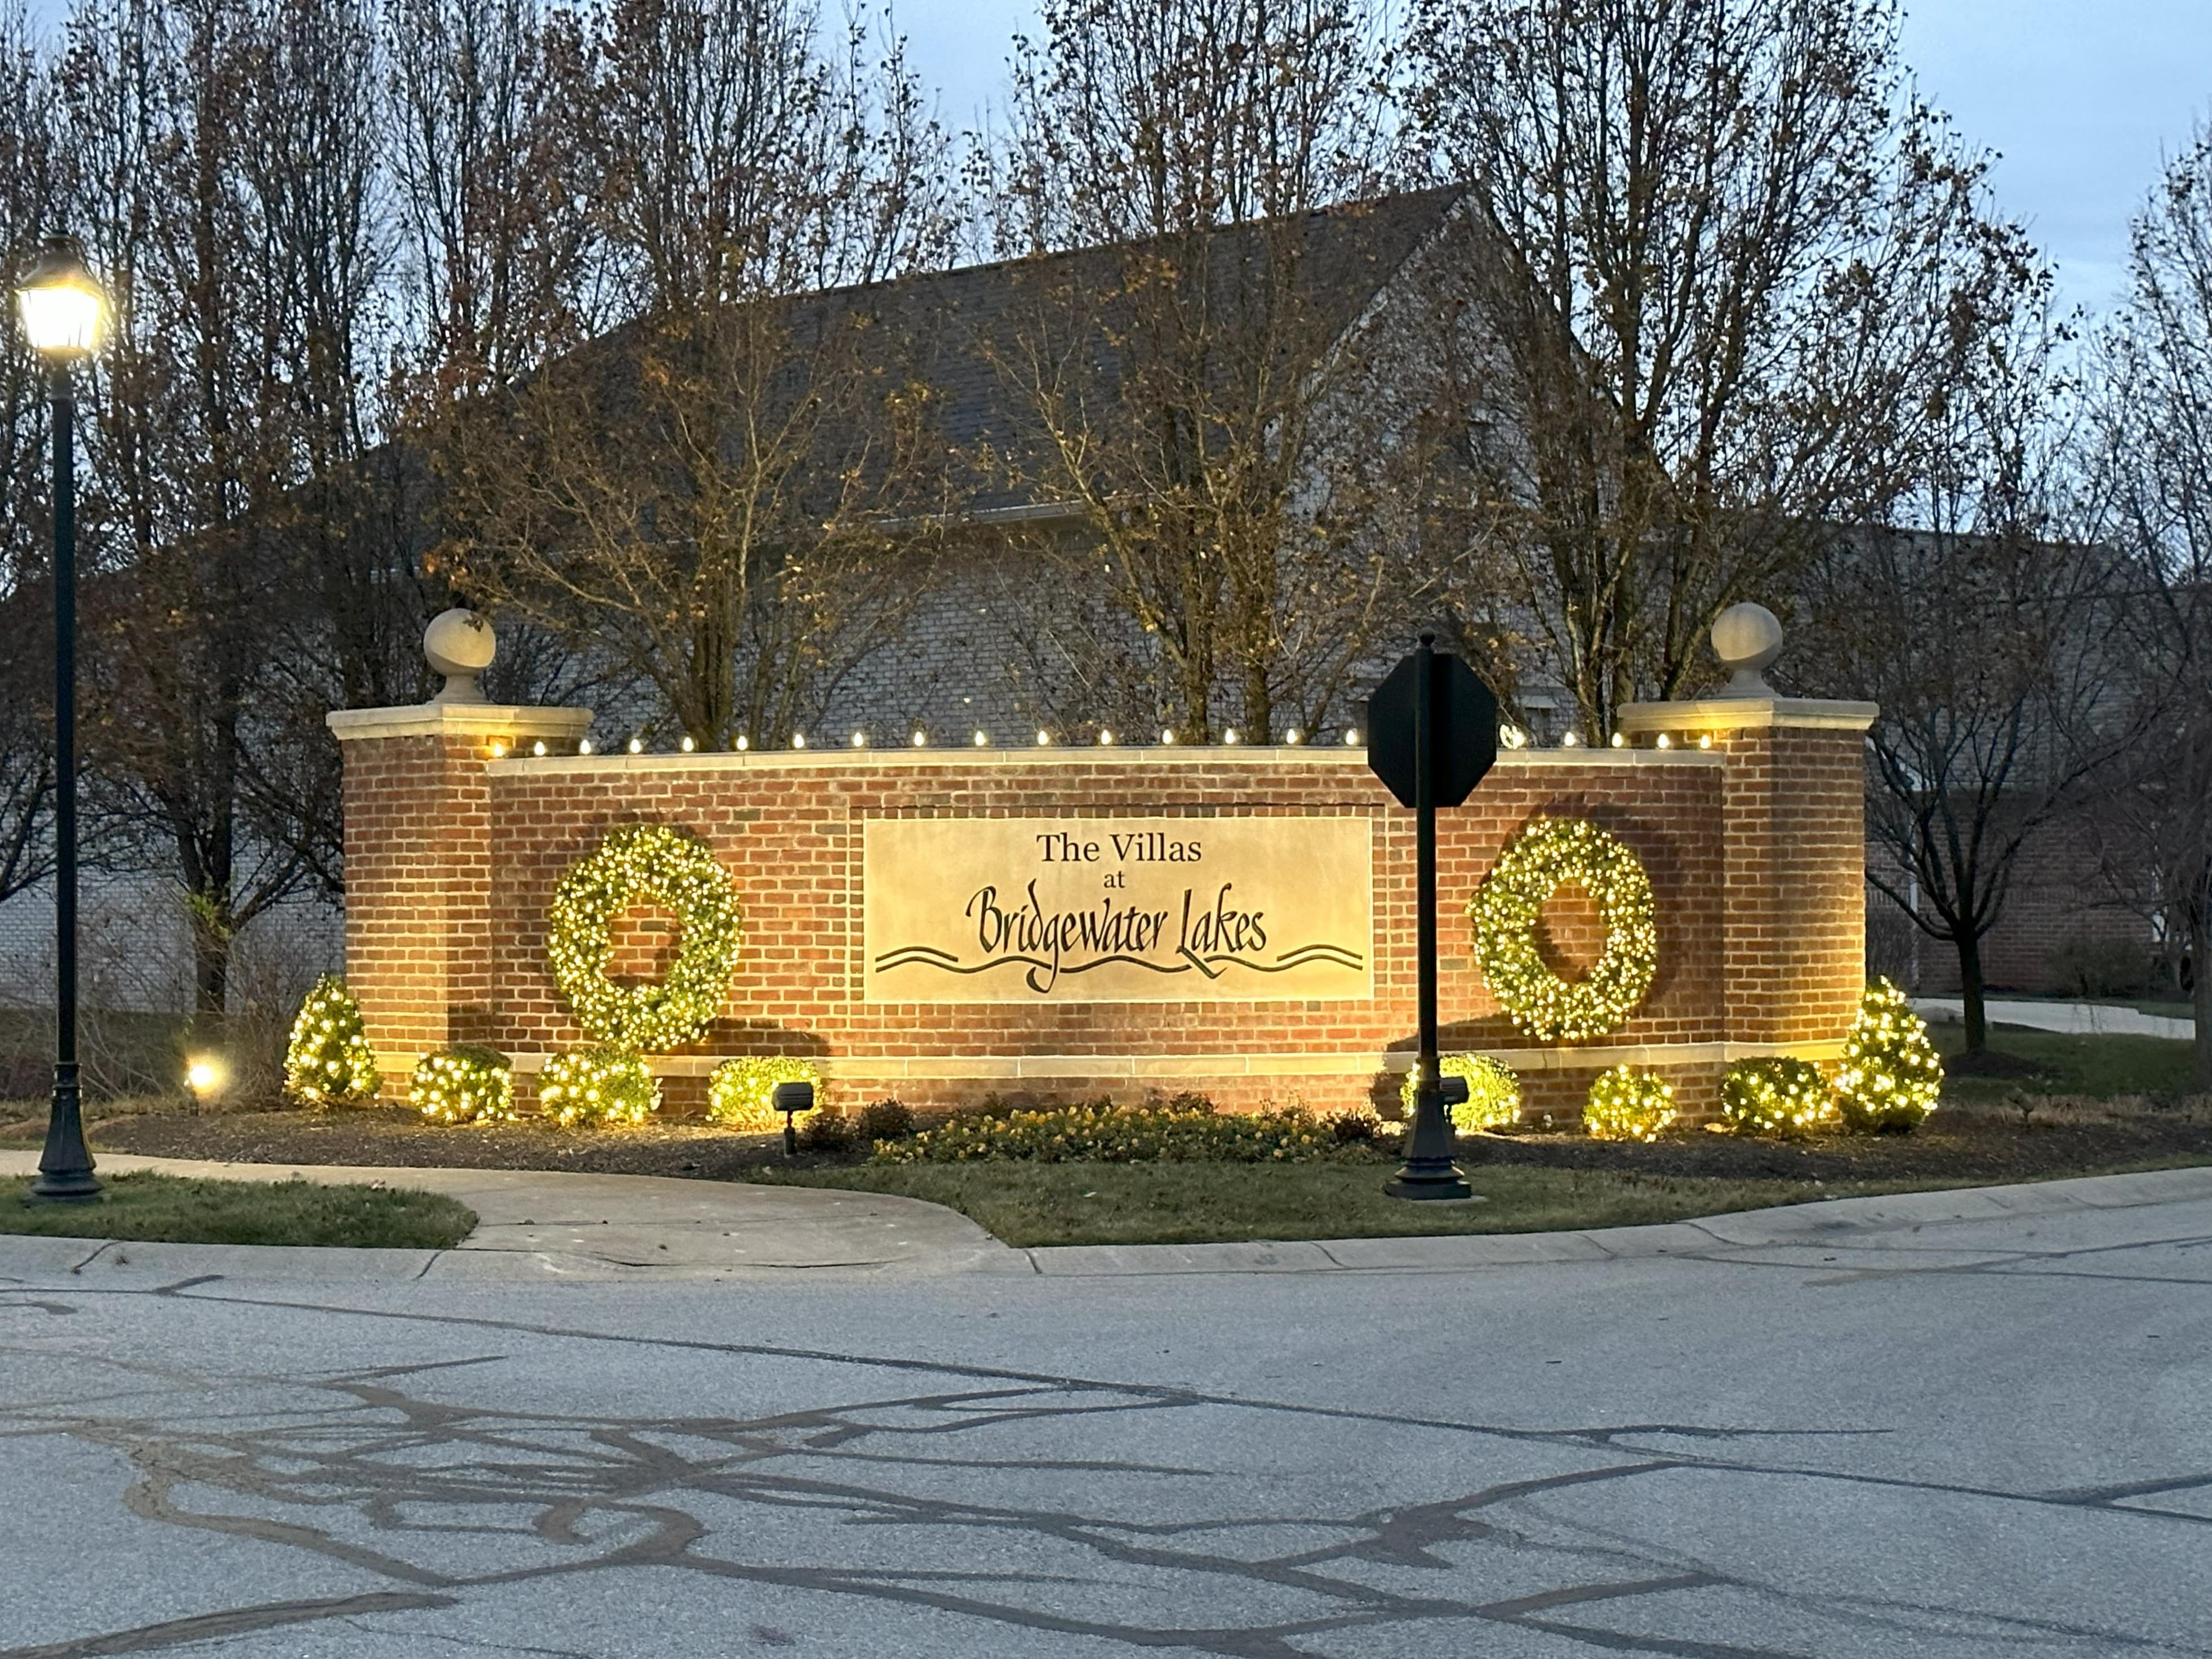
[1915, 994, 2195, 1040]
[0, 1151, 1027, 1282]
[7, 1149, 2211, 1285]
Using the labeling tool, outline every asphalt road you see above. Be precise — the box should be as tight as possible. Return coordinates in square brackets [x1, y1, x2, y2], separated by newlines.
[2, 1185, 2209, 1658]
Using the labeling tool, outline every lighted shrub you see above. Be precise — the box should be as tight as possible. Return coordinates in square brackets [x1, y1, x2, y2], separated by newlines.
[1399, 1053, 1522, 1131]
[856, 1100, 915, 1142]
[284, 975, 380, 1108]
[874, 1097, 1355, 1164]
[708, 1057, 824, 1132]
[1582, 1066, 1676, 1142]
[538, 1047, 660, 1129]
[1833, 978, 1944, 1132]
[1719, 1056, 1838, 1137]
[411, 1046, 515, 1125]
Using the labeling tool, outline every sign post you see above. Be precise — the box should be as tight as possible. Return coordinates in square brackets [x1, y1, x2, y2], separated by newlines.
[1365, 634, 1498, 1200]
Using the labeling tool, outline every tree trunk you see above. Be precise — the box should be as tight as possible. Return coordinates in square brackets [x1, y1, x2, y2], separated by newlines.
[1957, 928, 1987, 1053]
[2192, 907, 2211, 1092]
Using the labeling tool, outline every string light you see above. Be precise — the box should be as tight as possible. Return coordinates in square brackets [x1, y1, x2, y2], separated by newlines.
[973, 730, 989, 746]
[1498, 724, 1527, 750]
[1583, 1066, 1676, 1141]
[1720, 1057, 1837, 1136]
[488, 740, 508, 758]
[1223, 728, 1239, 745]
[539, 1047, 660, 1128]
[410, 1046, 515, 1124]
[1834, 978, 1943, 1130]
[546, 824, 742, 1052]
[1610, 732, 1626, 748]
[628, 737, 643, 754]
[1345, 728, 1361, 746]
[709, 1057, 824, 1132]
[851, 731, 867, 748]
[790, 734, 804, 750]
[578, 739, 593, 755]
[284, 975, 380, 1106]
[1285, 728, 1302, 744]
[1099, 729, 1115, 745]
[1161, 728, 1177, 744]
[911, 730, 927, 746]
[1399, 1054, 1520, 1131]
[679, 735, 695, 753]
[734, 735, 750, 751]
[1035, 730, 1051, 745]
[1561, 731, 1580, 748]
[531, 740, 547, 757]
[1697, 733, 1712, 749]
[1655, 733, 1671, 750]
[1470, 817, 1657, 1041]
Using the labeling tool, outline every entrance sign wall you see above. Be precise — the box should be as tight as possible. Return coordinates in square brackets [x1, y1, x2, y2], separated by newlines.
[862, 817, 1371, 1003]
[325, 695, 1876, 1121]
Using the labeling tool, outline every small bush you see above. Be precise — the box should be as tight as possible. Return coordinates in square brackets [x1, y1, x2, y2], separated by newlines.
[873, 1096, 1357, 1164]
[857, 1099, 915, 1141]
[1326, 1109, 1385, 1145]
[798, 1109, 857, 1153]
[284, 975, 381, 1108]
[1582, 1066, 1676, 1142]
[1719, 1056, 1837, 1137]
[1834, 978, 1944, 1132]
[538, 1047, 660, 1128]
[709, 1056, 824, 1132]
[1399, 1053, 1521, 1131]
[411, 1046, 515, 1125]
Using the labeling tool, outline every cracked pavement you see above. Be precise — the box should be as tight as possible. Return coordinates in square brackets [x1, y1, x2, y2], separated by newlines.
[1, 1181, 2209, 1657]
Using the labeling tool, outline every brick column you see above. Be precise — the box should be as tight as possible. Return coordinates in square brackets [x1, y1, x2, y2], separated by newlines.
[1617, 697, 1876, 1051]
[327, 702, 590, 1088]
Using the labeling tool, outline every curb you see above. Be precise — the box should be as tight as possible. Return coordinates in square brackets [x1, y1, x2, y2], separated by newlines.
[5, 1163, 2208, 1285]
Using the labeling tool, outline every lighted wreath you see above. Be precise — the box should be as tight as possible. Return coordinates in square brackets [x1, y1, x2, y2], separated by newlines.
[546, 823, 742, 1051]
[1469, 817, 1657, 1042]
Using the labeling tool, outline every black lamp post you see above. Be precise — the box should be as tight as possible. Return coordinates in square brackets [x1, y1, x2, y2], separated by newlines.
[15, 234, 104, 1203]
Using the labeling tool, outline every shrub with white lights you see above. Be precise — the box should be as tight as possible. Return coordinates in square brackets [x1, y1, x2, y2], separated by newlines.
[411, 1045, 516, 1125]
[1399, 1053, 1522, 1131]
[1582, 1065, 1676, 1141]
[283, 975, 380, 1108]
[1833, 977, 1944, 1132]
[546, 823, 742, 1051]
[709, 1056, 823, 1132]
[1470, 818, 1658, 1041]
[538, 1047, 661, 1129]
[1718, 1056, 1837, 1137]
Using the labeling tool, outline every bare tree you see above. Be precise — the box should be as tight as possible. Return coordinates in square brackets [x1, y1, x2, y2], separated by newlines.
[1410, 0, 2039, 737]
[435, 0, 963, 748]
[1800, 292, 2129, 1053]
[981, 0, 1454, 742]
[2100, 126, 2212, 1088]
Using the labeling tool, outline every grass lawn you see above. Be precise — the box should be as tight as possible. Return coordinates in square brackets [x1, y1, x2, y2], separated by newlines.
[1, 1171, 477, 1248]
[1936, 1024, 2200, 1100]
[743, 1159, 1953, 1248]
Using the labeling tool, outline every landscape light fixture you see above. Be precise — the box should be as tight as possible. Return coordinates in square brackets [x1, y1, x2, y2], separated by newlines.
[15, 234, 105, 1200]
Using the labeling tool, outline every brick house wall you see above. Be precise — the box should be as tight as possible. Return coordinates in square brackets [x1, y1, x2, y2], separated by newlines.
[331, 692, 1873, 1124]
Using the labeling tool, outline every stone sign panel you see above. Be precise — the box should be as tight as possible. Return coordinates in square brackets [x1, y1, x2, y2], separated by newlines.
[862, 816, 1373, 1002]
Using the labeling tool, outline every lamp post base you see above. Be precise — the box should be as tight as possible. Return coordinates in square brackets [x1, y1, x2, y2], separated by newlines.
[1383, 1164, 1474, 1202]
[27, 1064, 100, 1202]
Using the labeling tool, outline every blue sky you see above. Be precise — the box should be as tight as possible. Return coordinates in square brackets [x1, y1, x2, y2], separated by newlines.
[891, 0, 2211, 316]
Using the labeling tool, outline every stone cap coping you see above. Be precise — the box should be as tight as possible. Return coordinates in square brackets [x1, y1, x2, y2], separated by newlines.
[487, 744, 1720, 775]
[327, 702, 595, 743]
[1616, 696, 1877, 735]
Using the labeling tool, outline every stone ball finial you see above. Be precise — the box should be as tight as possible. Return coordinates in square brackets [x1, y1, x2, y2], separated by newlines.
[425, 608, 496, 704]
[1711, 602, 1783, 698]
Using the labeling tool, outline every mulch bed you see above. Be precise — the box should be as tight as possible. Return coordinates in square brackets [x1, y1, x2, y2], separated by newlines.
[18, 1093, 2210, 1189]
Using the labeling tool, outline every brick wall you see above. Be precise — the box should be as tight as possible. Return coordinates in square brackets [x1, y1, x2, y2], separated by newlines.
[332, 699, 1872, 1123]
